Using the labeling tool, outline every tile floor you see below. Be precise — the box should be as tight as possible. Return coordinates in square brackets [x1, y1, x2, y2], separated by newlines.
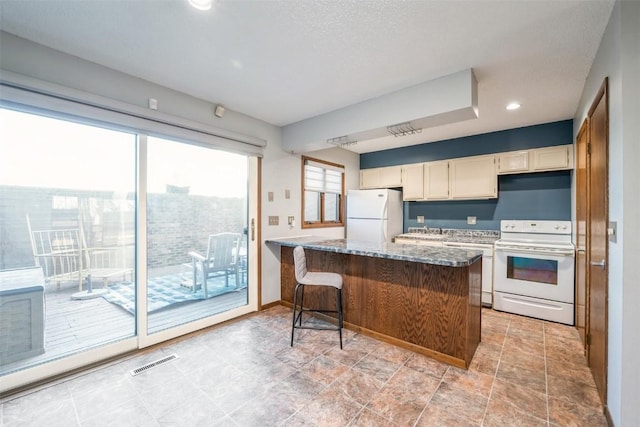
[0, 306, 607, 427]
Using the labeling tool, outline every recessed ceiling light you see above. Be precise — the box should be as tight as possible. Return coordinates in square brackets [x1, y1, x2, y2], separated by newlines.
[506, 102, 521, 110]
[188, 0, 213, 11]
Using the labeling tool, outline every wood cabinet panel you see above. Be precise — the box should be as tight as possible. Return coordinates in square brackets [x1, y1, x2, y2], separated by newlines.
[450, 155, 497, 199]
[531, 145, 571, 171]
[497, 151, 529, 174]
[279, 246, 481, 368]
[401, 163, 424, 200]
[360, 168, 379, 189]
[424, 161, 450, 200]
[360, 165, 402, 189]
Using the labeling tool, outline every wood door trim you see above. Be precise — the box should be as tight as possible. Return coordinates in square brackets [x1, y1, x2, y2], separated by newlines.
[575, 118, 589, 351]
[587, 76, 609, 406]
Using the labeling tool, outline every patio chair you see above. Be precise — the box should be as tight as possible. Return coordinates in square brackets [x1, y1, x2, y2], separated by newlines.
[27, 215, 133, 291]
[185, 232, 242, 298]
[28, 218, 89, 291]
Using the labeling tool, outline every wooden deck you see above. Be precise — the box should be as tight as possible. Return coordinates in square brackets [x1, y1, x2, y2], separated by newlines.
[0, 278, 248, 376]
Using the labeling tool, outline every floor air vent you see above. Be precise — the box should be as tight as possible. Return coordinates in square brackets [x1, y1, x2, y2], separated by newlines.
[129, 354, 178, 376]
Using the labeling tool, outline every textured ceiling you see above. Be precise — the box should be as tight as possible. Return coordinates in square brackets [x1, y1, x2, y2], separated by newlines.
[0, 0, 614, 153]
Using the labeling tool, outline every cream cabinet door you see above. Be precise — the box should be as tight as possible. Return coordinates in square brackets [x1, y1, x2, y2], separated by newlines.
[379, 165, 403, 187]
[424, 161, 450, 200]
[360, 166, 403, 189]
[531, 145, 572, 171]
[450, 155, 497, 199]
[497, 151, 529, 174]
[360, 168, 380, 189]
[402, 163, 424, 200]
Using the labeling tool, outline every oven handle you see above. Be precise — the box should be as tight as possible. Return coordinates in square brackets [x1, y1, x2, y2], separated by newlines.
[494, 247, 575, 256]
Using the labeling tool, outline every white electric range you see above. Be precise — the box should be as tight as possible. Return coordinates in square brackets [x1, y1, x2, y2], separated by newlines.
[493, 220, 575, 325]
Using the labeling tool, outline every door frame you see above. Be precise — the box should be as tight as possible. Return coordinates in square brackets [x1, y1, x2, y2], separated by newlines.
[585, 77, 609, 406]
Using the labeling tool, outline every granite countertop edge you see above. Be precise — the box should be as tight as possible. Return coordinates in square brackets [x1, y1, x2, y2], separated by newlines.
[395, 234, 499, 245]
[266, 236, 482, 267]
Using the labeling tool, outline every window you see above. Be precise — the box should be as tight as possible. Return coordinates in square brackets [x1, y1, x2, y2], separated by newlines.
[302, 156, 345, 228]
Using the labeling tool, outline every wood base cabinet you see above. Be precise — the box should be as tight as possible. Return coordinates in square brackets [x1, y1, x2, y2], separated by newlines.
[279, 246, 482, 368]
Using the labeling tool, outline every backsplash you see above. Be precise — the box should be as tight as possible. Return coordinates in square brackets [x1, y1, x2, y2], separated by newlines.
[407, 227, 501, 239]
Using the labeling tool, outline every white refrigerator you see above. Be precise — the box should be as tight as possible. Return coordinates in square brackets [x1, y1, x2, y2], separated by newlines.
[346, 189, 403, 244]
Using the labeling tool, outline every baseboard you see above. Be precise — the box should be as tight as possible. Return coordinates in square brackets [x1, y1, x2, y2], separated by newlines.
[260, 300, 283, 310]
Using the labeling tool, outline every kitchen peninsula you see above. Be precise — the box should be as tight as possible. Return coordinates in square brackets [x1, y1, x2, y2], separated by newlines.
[267, 236, 482, 368]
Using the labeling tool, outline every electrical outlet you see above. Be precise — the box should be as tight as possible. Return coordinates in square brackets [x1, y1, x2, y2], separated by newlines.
[417, 216, 424, 223]
[467, 216, 477, 225]
[268, 216, 279, 226]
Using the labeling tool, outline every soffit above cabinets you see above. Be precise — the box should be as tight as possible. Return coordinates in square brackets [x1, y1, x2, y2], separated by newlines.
[282, 69, 478, 154]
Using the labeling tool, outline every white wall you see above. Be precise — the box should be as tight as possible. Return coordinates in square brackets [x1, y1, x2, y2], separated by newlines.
[573, 1, 640, 425]
[0, 31, 360, 309]
[260, 144, 359, 304]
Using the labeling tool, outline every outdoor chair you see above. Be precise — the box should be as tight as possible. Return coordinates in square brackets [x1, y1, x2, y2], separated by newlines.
[27, 215, 133, 291]
[184, 232, 242, 298]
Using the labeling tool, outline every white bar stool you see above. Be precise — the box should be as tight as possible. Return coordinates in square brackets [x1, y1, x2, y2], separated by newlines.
[290, 246, 343, 349]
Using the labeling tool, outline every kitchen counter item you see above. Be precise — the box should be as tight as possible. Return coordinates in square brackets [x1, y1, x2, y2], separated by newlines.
[266, 236, 481, 267]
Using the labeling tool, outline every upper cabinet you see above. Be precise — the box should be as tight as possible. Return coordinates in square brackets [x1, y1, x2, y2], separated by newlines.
[531, 145, 573, 171]
[361, 144, 572, 199]
[450, 155, 497, 199]
[401, 163, 424, 201]
[498, 145, 573, 175]
[424, 161, 450, 200]
[360, 165, 402, 189]
[497, 151, 529, 174]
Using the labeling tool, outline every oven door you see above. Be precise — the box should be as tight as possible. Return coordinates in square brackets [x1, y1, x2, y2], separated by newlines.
[494, 246, 575, 303]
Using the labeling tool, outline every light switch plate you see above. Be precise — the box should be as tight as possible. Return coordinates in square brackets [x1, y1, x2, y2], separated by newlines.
[268, 216, 279, 226]
[467, 216, 477, 225]
[268, 192, 274, 202]
[608, 221, 617, 243]
[285, 189, 290, 199]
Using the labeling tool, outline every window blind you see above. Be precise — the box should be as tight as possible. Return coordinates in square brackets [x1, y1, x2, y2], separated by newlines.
[304, 159, 344, 194]
[0, 71, 266, 157]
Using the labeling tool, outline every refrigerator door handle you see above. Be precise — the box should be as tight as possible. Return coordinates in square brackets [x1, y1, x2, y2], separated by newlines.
[382, 198, 388, 220]
[382, 221, 388, 243]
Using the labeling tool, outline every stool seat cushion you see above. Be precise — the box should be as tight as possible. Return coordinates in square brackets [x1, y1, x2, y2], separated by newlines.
[299, 271, 343, 289]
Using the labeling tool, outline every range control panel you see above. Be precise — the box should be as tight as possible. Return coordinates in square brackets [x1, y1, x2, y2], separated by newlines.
[500, 220, 572, 235]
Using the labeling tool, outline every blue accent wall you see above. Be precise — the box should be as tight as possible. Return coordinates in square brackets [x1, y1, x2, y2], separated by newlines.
[359, 120, 573, 231]
[361, 120, 573, 168]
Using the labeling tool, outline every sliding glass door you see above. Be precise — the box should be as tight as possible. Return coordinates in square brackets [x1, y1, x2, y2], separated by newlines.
[0, 108, 137, 377]
[144, 136, 251, 336]
[0, 107, 259, 390]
